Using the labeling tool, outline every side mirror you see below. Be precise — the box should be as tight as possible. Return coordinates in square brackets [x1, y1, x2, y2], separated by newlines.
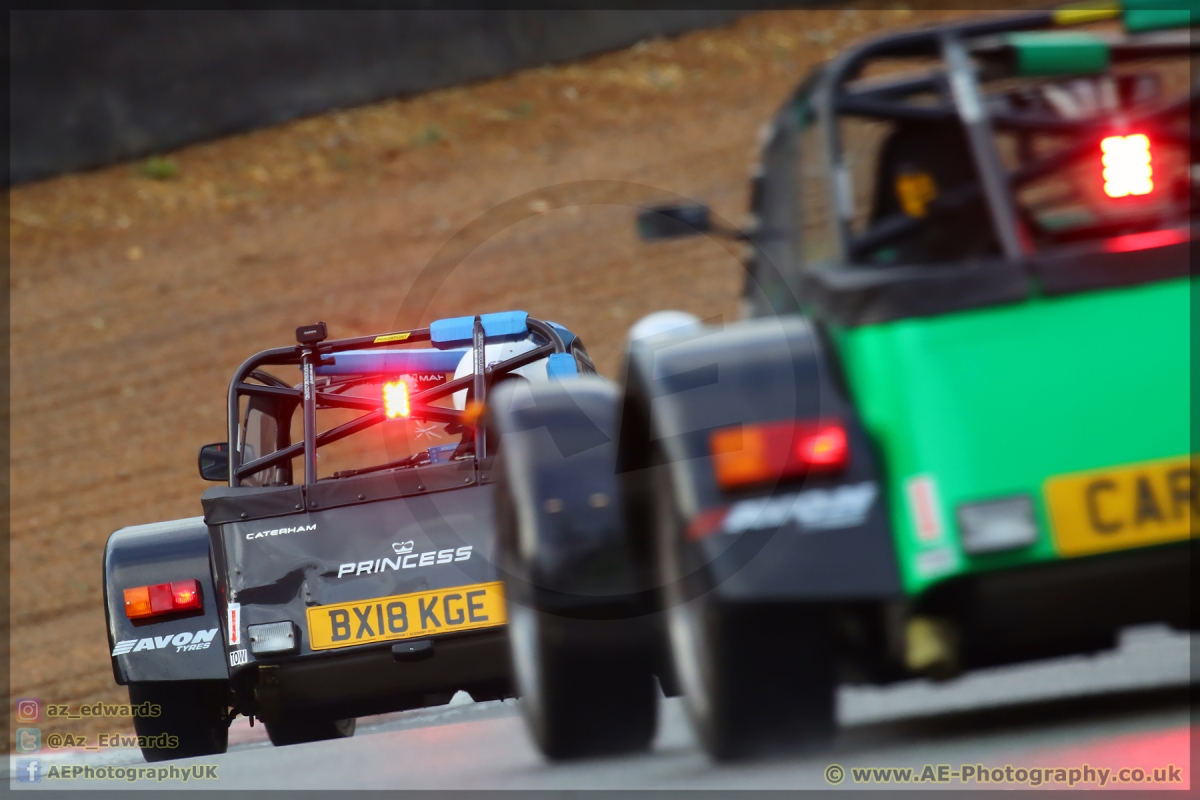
[198, 443, 230, 482]
[636, 203, 712, 241]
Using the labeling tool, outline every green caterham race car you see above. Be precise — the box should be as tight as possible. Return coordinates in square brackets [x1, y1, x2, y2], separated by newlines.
[487, 3, 1195, 760]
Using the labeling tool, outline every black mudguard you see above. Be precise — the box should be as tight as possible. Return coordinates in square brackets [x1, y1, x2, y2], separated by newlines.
[488, 377, 654, 621]
[619, 315, 901, 602]
[103, 518, 227, 684]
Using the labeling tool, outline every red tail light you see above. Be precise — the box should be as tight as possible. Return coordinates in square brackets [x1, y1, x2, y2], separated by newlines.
[709, 419, 849, 491]
[124, 579, 202, 619]
[1101, 133, 1153, 198]
[172, 580, 201, 609]
[797, 424, 848, 467]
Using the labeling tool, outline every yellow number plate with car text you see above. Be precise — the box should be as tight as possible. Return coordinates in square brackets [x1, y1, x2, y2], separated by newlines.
[1045, 456, 1196, 558]
[306, 581, 506, 651]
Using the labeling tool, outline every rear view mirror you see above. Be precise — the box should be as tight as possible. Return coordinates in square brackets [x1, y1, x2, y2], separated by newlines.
[636, 203, 712, 241]
[198, 443, 230, 482]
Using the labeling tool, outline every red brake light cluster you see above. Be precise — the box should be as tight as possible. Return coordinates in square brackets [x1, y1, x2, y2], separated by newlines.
[124, 579, 202, 619]
[709, 419, 849, 491]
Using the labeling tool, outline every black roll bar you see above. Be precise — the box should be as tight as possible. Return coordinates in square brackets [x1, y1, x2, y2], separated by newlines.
[819, 11, 1197, 263]
[226, 317, 569, 486]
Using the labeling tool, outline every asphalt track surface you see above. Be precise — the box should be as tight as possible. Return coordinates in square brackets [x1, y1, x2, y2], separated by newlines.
[10, 625, 1194, 790]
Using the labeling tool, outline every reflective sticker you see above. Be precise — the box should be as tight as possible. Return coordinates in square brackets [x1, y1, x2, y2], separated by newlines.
[227, 603, 241, 646]
[229, 649, 248, 667]
[906, 475, 945, 542]
[373, 332, 411, 344]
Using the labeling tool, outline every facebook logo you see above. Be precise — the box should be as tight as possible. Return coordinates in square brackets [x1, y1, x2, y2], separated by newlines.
[16, 758, 41, 783]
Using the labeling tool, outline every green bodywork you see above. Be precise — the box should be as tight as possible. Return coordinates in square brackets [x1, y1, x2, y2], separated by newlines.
[831, 277, 1190, 597]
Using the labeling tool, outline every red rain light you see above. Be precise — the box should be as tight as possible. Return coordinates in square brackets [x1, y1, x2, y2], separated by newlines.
[1101, 134, 1153, 198]
[383, 378, 411, 419]
[709, 419, 849, 491]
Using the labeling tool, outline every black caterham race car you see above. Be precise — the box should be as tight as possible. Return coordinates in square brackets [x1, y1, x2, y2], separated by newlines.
[102, 312, 594, 760]
[488, 4, 1195, 761]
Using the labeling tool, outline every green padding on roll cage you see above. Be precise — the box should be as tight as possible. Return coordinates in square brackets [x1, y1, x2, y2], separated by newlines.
[1121, 0, 1196, 33]
[1006, 32, 1110, 76]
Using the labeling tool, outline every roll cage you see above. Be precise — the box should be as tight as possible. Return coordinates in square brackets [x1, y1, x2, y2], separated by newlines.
[783, 9, 1196, 265]
[225, 314, 586, 487]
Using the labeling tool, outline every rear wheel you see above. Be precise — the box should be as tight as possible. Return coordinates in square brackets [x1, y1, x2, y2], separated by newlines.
[265, 718, 356, 747]
[668, 597, 836, 759]
[127, 681, 229, 762]
[490, 377, 658, 759]
[654, 465, 836, 760]
[509, 603, 657, 759]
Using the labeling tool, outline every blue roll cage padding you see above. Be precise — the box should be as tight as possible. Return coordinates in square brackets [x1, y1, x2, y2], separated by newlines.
[430, 310, 529, 349]
[546, 352, 579, 379]
[314, 312, 581, 378]
[315, 349, 468, 377]
[546, 320, 577, 349]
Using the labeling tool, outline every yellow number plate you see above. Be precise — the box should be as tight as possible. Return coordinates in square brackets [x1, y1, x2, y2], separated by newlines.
[1045, 455, 1196, 558]
[306, 581, 506, 651]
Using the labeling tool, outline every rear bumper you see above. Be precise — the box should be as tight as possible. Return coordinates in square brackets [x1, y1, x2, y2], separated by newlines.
[918, 540, 1194, 669]
[249, 628, 511, 723]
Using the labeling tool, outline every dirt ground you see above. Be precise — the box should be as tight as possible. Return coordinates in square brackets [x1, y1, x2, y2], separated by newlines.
[9, 7, 988, 748]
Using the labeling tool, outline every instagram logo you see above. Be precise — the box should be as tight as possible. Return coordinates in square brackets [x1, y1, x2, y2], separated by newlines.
[15, 698, 40, 722]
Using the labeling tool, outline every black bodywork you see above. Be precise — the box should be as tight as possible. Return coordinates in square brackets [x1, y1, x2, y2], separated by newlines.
[205, 465, 506, 722]
[104, 518, 226, 684]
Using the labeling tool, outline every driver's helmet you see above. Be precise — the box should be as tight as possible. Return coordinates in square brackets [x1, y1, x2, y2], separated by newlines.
[451, 339, 548, 410]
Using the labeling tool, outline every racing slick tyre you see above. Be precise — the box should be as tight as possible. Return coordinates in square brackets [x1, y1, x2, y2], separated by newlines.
[653, 464, 836, 761]
[490, 377, 658, 759]
[127, 680, 230, 762]
[508, 603, 657, 759]
[265, 718, 356, 747]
